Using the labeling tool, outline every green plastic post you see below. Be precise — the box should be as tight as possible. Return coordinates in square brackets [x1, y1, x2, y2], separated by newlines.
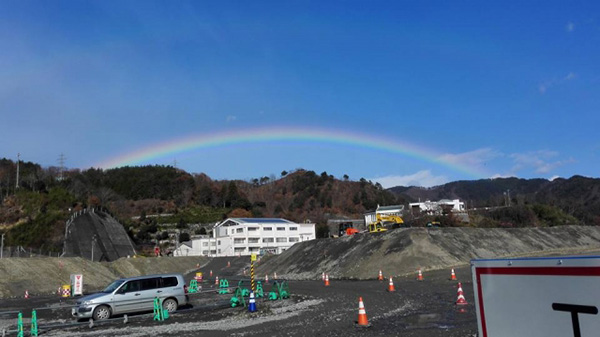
[279, 281, 290, 299]
[219, 279, 230, 294]
[153, 297, 163, 321]
[189, 279, 198, 293]
[256, 281, 264, 298]
[31, 310, 38, 336]
[17, 312, 24, 337]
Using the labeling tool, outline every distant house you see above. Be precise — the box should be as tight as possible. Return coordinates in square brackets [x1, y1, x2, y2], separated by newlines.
[173, 218, 316, 257]
[173, 241, 193, 257]
[409, 199, 465, 216]
[363, 204, 405, 225]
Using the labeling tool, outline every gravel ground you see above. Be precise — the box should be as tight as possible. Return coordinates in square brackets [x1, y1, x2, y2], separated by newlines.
[0, 266, 478, 337]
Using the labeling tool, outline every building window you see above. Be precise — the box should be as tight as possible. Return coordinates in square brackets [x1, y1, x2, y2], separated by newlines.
[289, 237, 299, 242]
[289, 227, 298, 231]
[218, 249, 221, 254]
[234, 238, 246, 244]
[201, 250, 209, 255]
[248, 227, 259, 231]
[276, 227, 285, 231]
[202, 242, 208, 247]
[210, 242, 216, 246]
[263, 227, 272, 231]
[234, 247, 245, 253]
[236, 228, 244, 233]
[263, 238, 274, 243]
[276, 237, 287, 243]
[249, 247, 260, 252]
[248, 238, 260, 243]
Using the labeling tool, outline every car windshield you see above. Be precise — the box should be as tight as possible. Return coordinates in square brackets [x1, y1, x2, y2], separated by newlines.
[102, 280, 125, 293]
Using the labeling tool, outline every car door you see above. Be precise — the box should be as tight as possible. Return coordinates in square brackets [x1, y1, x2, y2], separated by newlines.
[112, 280, 142, 314]
[138, 277, 161, 311]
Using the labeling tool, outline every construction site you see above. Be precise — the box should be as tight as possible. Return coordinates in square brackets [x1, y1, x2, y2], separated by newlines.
[3, 225, 600, 336]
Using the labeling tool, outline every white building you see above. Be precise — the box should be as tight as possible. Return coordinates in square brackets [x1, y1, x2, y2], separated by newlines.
[409, 199, 465, 215]
[174, 218, 316, 257]
[363, 204, 405, 225]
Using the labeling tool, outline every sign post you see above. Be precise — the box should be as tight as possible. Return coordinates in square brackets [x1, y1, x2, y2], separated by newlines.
[251, 254, 257, 292]
[472, 256, 600, 337]
[70, 274, 83, 296]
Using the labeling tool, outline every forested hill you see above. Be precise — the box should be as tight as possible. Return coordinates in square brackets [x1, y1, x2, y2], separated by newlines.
[389, 176, 600, 225]
[0, 160, 399, 251]
[1, 157, 599, 252]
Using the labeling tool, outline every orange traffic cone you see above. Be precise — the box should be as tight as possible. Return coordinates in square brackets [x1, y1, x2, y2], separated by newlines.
[325, 274, 330, 286]
[215, 276, 219, 285]
[322, 272, 325, 281]
[387, 277, 396, 292]
[227, 261, 231, 268]
[378, 270, 383, 281]
[417, 269, 424, 281]
[24, 290, 29, 299]
[210, 270, 213, 277]
[456, 282, 467, 305]
[357, 297, 369, 326]
[456, 291, 468, 305]
[450, 268, 457, 281]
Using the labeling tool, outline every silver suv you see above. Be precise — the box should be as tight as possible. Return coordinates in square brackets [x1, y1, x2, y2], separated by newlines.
[72, 274, 188, 320]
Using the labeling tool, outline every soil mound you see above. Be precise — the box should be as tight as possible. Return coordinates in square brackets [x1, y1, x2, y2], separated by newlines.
[256, 226, 600, 280]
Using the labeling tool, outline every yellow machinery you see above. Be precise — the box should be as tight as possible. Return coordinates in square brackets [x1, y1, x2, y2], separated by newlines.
[368, 222, 388, 233]
[376, 214, 404, 226]
[368, 214, 404, 233]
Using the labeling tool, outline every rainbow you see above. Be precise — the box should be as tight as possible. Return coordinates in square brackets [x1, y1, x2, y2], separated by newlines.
[95, 126, 486, 178]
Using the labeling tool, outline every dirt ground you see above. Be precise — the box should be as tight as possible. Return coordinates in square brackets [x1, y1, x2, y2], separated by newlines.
[0, 263, 478, 337]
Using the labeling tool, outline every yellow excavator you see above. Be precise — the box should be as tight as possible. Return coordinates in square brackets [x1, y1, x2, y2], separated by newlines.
[368, 214, 404, 233]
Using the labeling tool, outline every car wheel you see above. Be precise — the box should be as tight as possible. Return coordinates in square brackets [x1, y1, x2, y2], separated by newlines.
[162, 298, 178, 313]
[92, 305, 111, 320]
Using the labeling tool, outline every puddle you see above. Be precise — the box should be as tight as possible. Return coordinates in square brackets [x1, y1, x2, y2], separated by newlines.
[402, 313, 455, 330]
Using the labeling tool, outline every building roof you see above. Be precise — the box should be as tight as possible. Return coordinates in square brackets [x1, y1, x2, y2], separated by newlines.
[376, 205, 404, 211]
[215, 218, 298, 228]
[233, 218, 294, 224]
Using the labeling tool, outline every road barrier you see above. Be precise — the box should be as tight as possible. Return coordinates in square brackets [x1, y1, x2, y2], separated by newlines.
[218, 279, 230, 294]
[152, 297, 169, 321]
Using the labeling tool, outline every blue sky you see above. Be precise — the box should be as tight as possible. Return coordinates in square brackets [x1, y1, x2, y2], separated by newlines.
[1, 1, 599, 187]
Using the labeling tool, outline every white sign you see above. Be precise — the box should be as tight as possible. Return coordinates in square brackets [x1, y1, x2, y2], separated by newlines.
[70, 274, 83, 296]
[472, 256, 600, 337]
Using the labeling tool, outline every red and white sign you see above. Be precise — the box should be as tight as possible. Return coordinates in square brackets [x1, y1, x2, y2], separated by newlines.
[70, 274, 83, 296]
[472, 256, 600, 337]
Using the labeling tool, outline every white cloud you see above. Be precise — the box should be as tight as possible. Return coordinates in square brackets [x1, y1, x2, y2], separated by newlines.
[438, 148, 501, 170]
[490, 173, 515, 179]
[566, 22, 575, 32]
[369, 170, 449, 188]
[538, 72, 576, 94]
[510, 150, 574, 174]
[226, 115, 237, 122]
[549, 175, 561, 181]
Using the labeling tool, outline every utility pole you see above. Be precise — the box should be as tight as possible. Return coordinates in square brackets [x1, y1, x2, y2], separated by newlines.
[1, 233, 4, 259]
[15, 153, 20, 189]
[91, 235, 97, 261]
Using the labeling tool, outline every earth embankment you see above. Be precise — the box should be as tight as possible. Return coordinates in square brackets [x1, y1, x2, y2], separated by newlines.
[256, 226, 600, 280]
[0, 256, 208, 298]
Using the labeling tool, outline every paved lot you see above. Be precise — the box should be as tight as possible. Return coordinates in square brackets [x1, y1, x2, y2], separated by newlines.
[0, 265, 478, 336]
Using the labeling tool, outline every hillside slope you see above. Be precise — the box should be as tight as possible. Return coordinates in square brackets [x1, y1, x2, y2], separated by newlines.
[256, 226, 600, 280]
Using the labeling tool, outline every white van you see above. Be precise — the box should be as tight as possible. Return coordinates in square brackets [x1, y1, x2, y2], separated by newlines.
[72, 274, 188, 320]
